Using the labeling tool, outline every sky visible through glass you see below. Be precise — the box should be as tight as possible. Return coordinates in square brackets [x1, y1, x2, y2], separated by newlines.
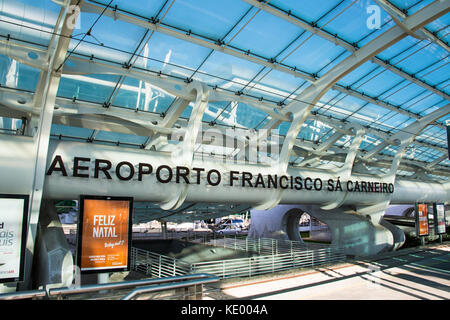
[0, 0, 448, 174]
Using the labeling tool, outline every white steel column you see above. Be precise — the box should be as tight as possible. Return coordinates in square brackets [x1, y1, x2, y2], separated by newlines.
[20, 0, 79, 290]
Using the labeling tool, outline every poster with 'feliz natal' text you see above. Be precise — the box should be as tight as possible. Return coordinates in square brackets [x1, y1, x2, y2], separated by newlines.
[77, 196, 132, 273]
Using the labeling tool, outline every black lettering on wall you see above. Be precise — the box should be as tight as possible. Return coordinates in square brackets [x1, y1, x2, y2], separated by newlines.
[156, 165, 173, 183]
[176, 166, 190, 184]
[46, 155, 68, 176]
[138, 163, 153, 181]
[94, 159, 112, 179]
[73, 157, 90, 178]
[116, 161, 135, 181]
[207, 169, 221, 186]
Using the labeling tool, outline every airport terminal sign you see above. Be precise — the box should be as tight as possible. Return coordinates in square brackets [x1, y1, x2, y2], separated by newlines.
[0, 194, 29, 283]
[77, 196, 132, 273]
[47, 155, 395, 194]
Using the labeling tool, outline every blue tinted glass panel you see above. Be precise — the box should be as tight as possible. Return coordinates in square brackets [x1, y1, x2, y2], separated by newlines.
[163, 0, 251, 41]
[58, 74, 120, 103]
[227, 10, 304, 59]
[270, 0, 342, 24]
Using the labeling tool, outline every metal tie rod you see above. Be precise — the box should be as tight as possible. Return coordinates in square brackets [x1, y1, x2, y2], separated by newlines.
[48, 273, 218, 298]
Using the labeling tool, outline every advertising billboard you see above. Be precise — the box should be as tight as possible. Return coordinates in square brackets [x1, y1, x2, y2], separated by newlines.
[77, 196, 133, 273]
[0, 194, 29, 283]
[415, 203, 429, 237]
[433, 203, 446, 235]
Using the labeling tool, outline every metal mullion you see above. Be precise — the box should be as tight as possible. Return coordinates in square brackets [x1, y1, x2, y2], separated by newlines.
[247, 1, 358, 128]
[105, 30, 151, 105]
[188, 6, 255, 81]
[106, 1, 175, 106]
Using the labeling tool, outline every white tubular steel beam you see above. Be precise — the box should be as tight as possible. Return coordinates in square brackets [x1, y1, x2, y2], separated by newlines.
[384, 103, 450, 179]
[259, 1, 449, 210]
[282, 0, 449, 168]
[62, 56, 289, 122]
[375, 0, 449, 52]
[0, 39, 48, 71]
[21, 0, 79, 290]
[242, 0, 450, 101]
[1, 83, 448, 177]
[0, 135, 447, 207]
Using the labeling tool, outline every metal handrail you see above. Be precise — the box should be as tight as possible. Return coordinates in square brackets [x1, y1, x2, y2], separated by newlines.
[0, 289, 47, 300]
[47, 273, 218, 298]
[121, 274, 220, 300]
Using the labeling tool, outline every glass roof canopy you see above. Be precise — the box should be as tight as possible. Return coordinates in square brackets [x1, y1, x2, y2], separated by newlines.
[0, 0, 449, 180]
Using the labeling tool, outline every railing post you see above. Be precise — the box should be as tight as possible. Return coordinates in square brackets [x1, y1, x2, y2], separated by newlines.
[174, 260, 177, 276]
[272, 254, 275, 273]
[195, 284, 203, 300]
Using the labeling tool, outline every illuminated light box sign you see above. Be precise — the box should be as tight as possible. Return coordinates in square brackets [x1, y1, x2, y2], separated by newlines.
[433, 203, 446, 235]
[0, 194, 29, 283]
[415, 203, 429, 237]
[77, 196, 133, 273]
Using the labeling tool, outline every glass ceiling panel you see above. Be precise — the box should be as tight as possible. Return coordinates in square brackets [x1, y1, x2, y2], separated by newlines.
[162, 0, 251, 41]
[404, 0, 435, 15]
[196, 50, 264, 87]
[416, 126, 448, 147]
[279, 34, 348, 75]
[382, 82, 423, 106]
[243, 69, 306, 102]
[235, 103, 268, 129]
[352, 69, 405, 98]
[376, 35, 419, 62]
[353, 102, 392, 122]
[417, 60, 450, 90]
[270, 0, 342, 24]
[403, 91, 445, 114]
[337, 61, 379, 88]
[0, 54, 40, 91]
[51, 124, 93, 140]
[386, 41, 449, 76]
[110, 79, 176, 115]
[58, 73, 120, 104]
[70, 13, 147, 62]
[143, 32, 216, 77]
[0, 0, 447, 171]
[320, 0, 391, 45]
[94, 0, 166, 19]
[0, 0, 59, 46]
[94, 130, 148, 146]
[417, 99, 447, 117]
[426, 15, 449, 45]
[360, 133, 383, 152]
[227, 10, 304, 59]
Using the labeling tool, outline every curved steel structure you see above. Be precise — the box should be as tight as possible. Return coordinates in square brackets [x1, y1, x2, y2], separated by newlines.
[0, 0, 449, 289]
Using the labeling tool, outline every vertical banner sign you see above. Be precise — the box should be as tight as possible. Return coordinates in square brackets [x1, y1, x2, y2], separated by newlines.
[415, 203, 429, 237]
[0, 194, 29, 283]
[77, 196, 133, 273]
[433, 203, 446, 235]
[446, 123, 450, 160]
